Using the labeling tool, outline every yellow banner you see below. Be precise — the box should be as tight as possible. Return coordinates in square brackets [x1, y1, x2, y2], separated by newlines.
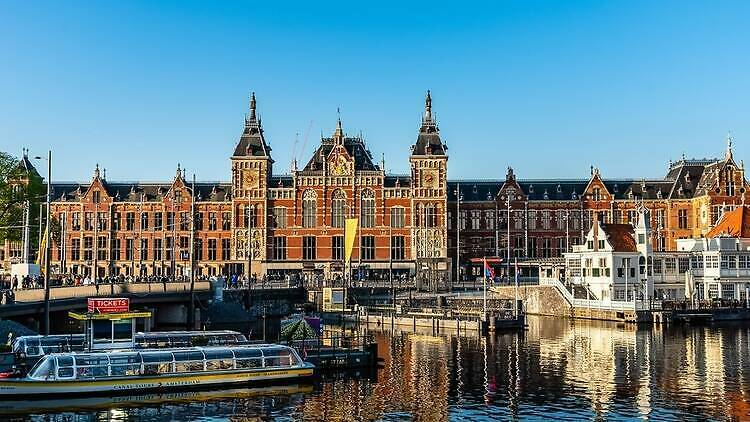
[344, 218, 358, 265]
[36, 223, 48, 271]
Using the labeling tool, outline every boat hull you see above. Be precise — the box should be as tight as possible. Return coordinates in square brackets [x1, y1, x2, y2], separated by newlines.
[0, 365, 315, 397]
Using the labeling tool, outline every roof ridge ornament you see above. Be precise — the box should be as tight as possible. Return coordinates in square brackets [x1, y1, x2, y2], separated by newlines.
[726, 131, 734, 161]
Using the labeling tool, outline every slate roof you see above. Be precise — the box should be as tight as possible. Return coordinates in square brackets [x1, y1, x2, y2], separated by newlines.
[302, 135, 379, 172]
[51, 181, 232, 203]
[232, 93, 271, 158]
[411, 91, 447, 156]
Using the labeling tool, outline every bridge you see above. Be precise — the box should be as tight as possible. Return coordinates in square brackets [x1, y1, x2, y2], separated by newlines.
[0, 281, 305, 333]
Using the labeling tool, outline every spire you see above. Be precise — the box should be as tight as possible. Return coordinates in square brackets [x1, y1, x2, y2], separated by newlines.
[422, 90, 435, 127]
[176, 163, 182, 179]
[249, 92, 256, 121]
[726, 131, 734, 161]
[94, 163, 100, 179]
[333, 107, 344, 143]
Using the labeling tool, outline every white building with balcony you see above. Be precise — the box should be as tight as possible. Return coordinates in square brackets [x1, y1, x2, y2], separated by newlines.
[674, 206, 750, 301]
[564, 205, 654, 303]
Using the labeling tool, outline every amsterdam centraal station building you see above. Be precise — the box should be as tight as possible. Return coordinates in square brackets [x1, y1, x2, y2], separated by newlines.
[38, 92, 748, 285]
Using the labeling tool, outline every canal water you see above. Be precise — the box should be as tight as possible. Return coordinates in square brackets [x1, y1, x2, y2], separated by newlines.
[6, 316, 750, 421]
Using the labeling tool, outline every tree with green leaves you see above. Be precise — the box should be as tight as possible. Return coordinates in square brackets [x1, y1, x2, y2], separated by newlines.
[0, 151, 44, 257]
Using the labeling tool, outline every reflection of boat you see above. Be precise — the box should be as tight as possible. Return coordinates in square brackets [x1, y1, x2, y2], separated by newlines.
[0, 384, 313, 415]
[0, 344, 314, 397]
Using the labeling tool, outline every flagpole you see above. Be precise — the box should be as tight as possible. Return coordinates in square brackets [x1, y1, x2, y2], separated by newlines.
[482, 256, 487, 321]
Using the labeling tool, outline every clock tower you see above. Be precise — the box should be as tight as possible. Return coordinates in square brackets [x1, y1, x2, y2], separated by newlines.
[231, 92, 273, 277]
[410, 91, 450, 289]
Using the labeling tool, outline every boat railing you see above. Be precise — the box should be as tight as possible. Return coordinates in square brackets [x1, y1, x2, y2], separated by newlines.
[27, 345, 305, 382]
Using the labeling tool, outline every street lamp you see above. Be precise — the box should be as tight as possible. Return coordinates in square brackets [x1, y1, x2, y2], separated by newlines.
[33, 151, 52, 335]
[454, 183, 463, 287]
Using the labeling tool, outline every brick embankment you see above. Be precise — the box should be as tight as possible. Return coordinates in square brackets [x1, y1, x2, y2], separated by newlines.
[489, 285, 571, 317]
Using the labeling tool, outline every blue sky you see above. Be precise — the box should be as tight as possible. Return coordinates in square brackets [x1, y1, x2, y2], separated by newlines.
[2, 1, 749, 182]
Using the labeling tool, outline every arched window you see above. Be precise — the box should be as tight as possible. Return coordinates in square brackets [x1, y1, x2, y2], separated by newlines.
[302, 190, 317, 228]
[360, 190, 375, 228]
[331, 190, 346, 228]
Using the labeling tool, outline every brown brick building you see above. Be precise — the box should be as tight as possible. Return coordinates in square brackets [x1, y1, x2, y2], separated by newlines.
[45, 92, 450, 284]
[28, 91, 747, 284]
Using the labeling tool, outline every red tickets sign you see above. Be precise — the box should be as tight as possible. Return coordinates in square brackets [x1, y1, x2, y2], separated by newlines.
[88, 298, 129, 314]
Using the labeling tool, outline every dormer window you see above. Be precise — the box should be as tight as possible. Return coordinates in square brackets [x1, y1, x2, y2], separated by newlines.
[529, 184, 535, 194]
[556, 184, 562, 193]
[592, 188, 601, 201]
[572, 192, 578, 200]
[613, 184, 619, 193]
[472, 185, 477, 194]
[543, 190, 549, 200]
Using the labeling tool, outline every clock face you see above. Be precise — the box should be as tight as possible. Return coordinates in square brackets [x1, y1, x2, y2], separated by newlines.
[421, 169, 438, 188]
[243, 169, 260, 188]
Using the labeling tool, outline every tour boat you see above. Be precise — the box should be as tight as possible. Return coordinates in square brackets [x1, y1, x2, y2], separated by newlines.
[12, 330, 249, 359]
[0, 344, 314, 397]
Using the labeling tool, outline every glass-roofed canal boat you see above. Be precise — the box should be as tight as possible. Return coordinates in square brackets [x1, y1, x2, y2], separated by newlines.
[0, 344, 314, 397]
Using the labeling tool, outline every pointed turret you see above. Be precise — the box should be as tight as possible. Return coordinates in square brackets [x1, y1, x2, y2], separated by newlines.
[93, 163, 100, 180]
[233, 92, 272, 159]
[333, 108, 344, 144]
[726, 132, 734, 161]
[411, 90, 446, 156]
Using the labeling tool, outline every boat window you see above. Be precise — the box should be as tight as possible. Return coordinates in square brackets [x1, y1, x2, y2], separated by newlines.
[57, 356, 74, 368]
[110, 353, 141, 365]
[75, 355, 109, 367]
[205, 359, 234, 371]
[203, 349, 234, 360]
[262, 347, 291, 357]
[235, 357, 262, 369]
[173, 350, 204, 362]
[28, 356, 55, 380]
[58, 367, 74, 378]
[232, 348, 262, 359]
[141, 352, 173, 363]
[175, 361, 204, 372]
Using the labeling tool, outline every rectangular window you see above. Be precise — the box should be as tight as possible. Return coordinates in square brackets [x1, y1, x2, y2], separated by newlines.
[272, 237, 287, 260]
[527, 210, 537, 230]
[154, 212, 163, 231]
[470, 210, 480, 230]
[541, 238, 552, 258]
[97, 212, 107, 231]
[180, 212, 189, 231]
[141, 212, 149, 231]
[528, 237, 537, 258]
[85, 212, 94, 231]
[391, 236, 405, 260]
[222, 212, 231, 230]
[208, 239, 217, 261]
[485, 210, 495, 230]
[194, 212, 203, 231]
[303, 236, 316, 260]
[541, 210, 551, 230]
[361, 198, 375, 228]
[361, 235, 375, 260]
[125, 238, 134, 261]
[126, 212, 135, 231]
[166, 237, 173, 261]
[679, 257, 690, 273]
[97, 236, 107, 260]
[111, 238, 120, 261]
[71, 212, 81, 231]
[180, 236, 189, 260]
[71, 238, 81, 261]
[332, 236, 344, 261]
[167, 212, 174, 232]
[678, 209, 689, 229]
[390, 207, 405, 228]
[273, 207, 287, 229]
[154, 238, 163, 261]
[195, 238, 203, 261]
[208, 212, 217, 230]
[222, 238, 231, 260]
[140, 238, 148, 261]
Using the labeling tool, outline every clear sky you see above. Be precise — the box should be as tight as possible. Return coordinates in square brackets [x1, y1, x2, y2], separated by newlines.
[2, 1, 749, 182]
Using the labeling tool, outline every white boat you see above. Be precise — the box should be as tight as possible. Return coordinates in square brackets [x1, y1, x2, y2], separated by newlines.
[0, 344, 314, 397]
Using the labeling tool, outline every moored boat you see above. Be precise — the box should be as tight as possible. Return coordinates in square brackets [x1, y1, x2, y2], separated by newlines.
[0, 344, 314, 397]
